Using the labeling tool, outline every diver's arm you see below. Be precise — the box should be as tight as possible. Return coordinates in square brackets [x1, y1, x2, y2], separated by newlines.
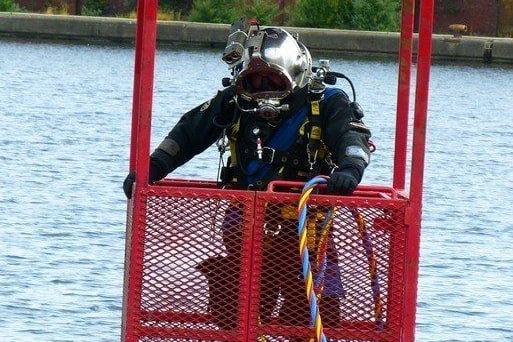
[149, 87, 235, 181]
[322, 90, 371, 193]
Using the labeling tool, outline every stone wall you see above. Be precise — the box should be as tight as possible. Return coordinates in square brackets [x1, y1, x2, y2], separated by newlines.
[2, 13, 513, 64]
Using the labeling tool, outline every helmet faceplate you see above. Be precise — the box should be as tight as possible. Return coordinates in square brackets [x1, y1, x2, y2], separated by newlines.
[235, 27, 312, 101]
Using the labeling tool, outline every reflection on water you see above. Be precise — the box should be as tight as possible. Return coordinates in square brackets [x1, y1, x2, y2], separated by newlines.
[0, 38, 512, 341]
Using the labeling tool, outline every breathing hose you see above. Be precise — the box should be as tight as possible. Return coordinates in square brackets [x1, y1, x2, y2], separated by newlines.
[297, 176, 384, 341]
[297, 176, 329, 342]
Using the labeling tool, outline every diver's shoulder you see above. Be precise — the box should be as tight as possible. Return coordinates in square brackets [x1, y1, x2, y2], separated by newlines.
[324, 87, 350, 102]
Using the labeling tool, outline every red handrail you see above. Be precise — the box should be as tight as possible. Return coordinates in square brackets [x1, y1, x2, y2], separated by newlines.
[394, 0, 415, 191]
[403, 0, 435, 340]
[122, 0, 158, 341]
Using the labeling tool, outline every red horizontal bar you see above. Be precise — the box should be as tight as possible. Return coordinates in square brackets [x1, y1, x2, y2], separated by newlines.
[136, 315, 393, 341]
[266, 180, 402, 199]
[160, 178, 220, 189]
[259, 322, 391, 340]
[137, 326, 239, 340]
[149, 178, 406, 201]
[156, 178, 401, 198]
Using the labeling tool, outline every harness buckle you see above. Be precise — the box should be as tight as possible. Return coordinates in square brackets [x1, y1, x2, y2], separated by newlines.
[262, 147, 276, 163]
[325, 152, 338, 174]
[216, 129, 229, 154]
[307, 145, 318, 171]
[256, 137, 263, 159]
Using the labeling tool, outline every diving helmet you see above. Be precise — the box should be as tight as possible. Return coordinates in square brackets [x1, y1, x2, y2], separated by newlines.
[235, 26, 312, 101]
[222, 21, 312, 121]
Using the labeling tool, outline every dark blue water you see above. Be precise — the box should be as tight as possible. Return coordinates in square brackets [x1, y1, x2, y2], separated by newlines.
[1, 38, 512, 341]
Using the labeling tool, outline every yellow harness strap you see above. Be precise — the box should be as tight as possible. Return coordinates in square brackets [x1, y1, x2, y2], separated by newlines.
[310, 100, 322, 142]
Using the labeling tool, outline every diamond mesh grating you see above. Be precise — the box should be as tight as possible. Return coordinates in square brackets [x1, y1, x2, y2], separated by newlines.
[123, 185, 409, 342]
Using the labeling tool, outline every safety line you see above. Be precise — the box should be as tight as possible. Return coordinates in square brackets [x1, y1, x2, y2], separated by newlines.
[297, 175, 384, 340]
[297, 176, 329, 342]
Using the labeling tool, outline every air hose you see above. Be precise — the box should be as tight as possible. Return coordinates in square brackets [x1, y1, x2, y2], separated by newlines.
[297, 176, 384, 341]
[297, 176, 330, 342]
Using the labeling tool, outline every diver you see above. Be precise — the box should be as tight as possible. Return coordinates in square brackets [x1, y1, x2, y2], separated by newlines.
[123, 18, 372, 339]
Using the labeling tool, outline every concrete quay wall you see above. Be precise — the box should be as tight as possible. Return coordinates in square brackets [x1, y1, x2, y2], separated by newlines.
[1, 12, 513, 64]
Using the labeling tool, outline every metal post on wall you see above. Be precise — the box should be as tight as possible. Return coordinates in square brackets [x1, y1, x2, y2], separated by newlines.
[122, 0, 158, 340]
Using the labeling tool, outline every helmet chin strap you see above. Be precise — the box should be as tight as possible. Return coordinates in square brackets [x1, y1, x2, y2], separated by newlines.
[235, 96, 290, 126]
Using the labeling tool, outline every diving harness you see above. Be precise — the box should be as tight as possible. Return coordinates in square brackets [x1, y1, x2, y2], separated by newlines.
[215, 58, 368, 189]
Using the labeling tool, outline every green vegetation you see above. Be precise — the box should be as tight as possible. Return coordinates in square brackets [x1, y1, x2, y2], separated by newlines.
[350, 0, 400, 31]
[289, 0, 353, 29]
[188, 0, 278, 25]
[290, 0, 400, 31]
[82, 0, 109, 16]
[118, 8, 183, 21]
[239, 0, 279, 26]
[0, 0, 23, 12]
[5, 0, 401, 32]
[188, 0, 400, 31]
[187, 0, 239, 23]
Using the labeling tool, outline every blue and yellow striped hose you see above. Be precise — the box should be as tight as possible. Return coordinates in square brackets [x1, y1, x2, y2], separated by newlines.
[297, 176, 329, 342]
[297, 176, 384, 340]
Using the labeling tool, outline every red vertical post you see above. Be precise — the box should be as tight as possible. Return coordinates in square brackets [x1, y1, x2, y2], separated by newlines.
[129, 0, 158, 180]
[402, 0, 434, 340]
[393, 0, 415, 191]
[122, 0, 158, 340]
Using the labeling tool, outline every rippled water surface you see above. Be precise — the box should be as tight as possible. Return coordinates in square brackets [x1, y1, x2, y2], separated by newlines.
[1, 38, 512, 341]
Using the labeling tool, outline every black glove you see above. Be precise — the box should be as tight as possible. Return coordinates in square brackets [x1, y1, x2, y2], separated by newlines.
[123, 171, 136, 199]
[327, 168, 360, 195]
[122, 159, 163, 199]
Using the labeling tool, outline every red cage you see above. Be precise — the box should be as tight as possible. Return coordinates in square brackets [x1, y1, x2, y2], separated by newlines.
[121, 1, 434, 341]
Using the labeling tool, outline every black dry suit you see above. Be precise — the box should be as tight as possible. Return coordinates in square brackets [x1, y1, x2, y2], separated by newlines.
[149, 85, 371, 330]
[149, 86, 371, 188]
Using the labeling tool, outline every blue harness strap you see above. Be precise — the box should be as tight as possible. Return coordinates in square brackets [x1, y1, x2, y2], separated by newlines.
[244, 105, 308, 184]
[244, 88, 344, 185]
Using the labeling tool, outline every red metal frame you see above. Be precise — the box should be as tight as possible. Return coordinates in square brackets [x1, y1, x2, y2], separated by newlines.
[402, 0, 435, 340]
[393, 0, 415, 192]
[122, 0, 157, 340]
[122, 0, 434, 340]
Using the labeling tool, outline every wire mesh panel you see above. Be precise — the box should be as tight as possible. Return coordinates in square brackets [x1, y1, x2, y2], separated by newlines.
[124, 184, 257, 341]
[123, 182, 409, 342]
[252, 189, 408, 342]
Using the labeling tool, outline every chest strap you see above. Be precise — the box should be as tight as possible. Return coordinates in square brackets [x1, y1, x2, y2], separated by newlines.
[307, 98, 323, 170]
[239, 144, 312, 172]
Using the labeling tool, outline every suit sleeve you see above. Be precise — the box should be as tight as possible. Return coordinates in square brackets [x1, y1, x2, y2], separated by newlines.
[321, 89, 371, 181]
[149, 87, 235, 179]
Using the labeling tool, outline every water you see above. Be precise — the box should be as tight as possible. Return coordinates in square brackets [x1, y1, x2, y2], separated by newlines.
[1, 38, 512, 341]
